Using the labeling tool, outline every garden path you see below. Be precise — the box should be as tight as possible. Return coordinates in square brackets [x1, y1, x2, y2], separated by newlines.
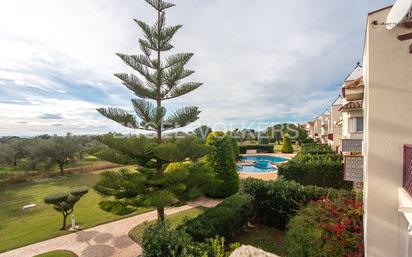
[0, 197, 221, 257]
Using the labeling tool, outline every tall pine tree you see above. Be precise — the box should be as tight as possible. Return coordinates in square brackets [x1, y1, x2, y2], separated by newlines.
[96, 0, 206, 221]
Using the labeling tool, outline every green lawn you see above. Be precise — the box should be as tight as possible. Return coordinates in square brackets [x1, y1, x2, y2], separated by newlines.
[0, 166, 149, 253]
[231, 224, 286, 256]
[33, 250, 78, 257]
[129, 207, 205, 244]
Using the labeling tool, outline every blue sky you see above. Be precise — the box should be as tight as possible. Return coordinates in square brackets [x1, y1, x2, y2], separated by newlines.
[0, 0, 393, 136]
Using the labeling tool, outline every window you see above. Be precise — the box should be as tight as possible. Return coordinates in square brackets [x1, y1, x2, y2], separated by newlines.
[351, 117, 363, 132]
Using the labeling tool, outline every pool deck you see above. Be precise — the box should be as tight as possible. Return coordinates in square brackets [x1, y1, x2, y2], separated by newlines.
[238, 153, 296, 181]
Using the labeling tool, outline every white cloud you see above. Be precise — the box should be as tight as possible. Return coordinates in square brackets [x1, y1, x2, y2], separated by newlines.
[0, 0, 394, 136]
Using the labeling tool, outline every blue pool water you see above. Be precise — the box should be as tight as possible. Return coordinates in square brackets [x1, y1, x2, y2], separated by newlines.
[237, 164, 277, 173]
[241, 155, 288, 163]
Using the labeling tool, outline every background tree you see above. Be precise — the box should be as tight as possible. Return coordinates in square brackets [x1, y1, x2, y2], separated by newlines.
[193, 125, 212, 140]
[46, 135, 77, 175]
[281, 134, 294, 153]
[205, 131, 239, 197]
[26, 139, 49, 170]
[0, 143, 15, 165]
[44, 187, 88, 230]
[95, 0, 206, 221]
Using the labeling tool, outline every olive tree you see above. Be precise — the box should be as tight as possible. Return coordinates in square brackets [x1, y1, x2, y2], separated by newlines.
[44, 187, 89, 230]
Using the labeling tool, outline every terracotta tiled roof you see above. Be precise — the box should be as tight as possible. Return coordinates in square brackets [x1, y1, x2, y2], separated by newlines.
[344, 76, 363, 89]
[342, 76, 363, 97]
[339, 100, 363, 111]
[308, 121, 315, 126]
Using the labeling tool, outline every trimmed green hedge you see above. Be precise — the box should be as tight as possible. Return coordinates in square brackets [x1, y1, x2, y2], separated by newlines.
[300, 143, 333, 154]
[239, 144, 274, 154]
[241, 178, 354, 230]
[179, 193, 253, 241]
[278, 152, 352, 190]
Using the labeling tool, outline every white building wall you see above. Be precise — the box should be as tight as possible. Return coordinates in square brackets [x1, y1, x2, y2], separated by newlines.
[364, 7, 412, 257]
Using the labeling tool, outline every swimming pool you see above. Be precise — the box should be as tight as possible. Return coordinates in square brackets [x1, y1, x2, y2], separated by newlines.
[237, 164, 277, 173]
[240, 155, 288, 163]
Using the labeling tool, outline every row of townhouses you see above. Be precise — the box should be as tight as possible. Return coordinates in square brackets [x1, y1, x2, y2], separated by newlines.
[303, 3, 412, 256]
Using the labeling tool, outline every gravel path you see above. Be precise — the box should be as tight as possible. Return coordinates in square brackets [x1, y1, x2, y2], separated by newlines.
[0, 197, 221, 257]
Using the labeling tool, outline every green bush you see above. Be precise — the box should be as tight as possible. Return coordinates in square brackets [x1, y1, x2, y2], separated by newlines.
[142, 222, 240, 257]
[278, 152, 352, 190]
[241, 178, 354, 230]
[238, 144, 274, 154]
[179, 193, 253, 241]
[142, 221, 204, 257]
[285, 197, 363, 257]
[205, 132, 239, 197]
[281, 134, 294, 153]
[301, 143, 333, 154]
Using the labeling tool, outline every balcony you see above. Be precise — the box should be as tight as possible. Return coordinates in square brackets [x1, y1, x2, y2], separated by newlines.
[403, 145, 412, 197]
[344, 155, 363, 182]
[342, 139, 362, 152]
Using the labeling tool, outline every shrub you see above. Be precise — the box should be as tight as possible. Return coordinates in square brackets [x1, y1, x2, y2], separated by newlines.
[141, 222, 240, 257]
[285, 197, 363, 257]
[281, 134, 294, 153]
[278, 152, 352, 190]
[301, 143, 333, 154]
[179, 193, 253, 241]
[238, 144, 274, 154]
[205, 132, 239, 197]
[142, 221, 201, 257]
[241, 178, 354, 230]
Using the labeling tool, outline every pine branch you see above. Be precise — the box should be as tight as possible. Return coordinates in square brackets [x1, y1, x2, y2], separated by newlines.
[97, 107, 140, 129]
[164, 82, 202, 100]
[116, 53, 157, 84]
[131, 99, 166, 130]
[144, 0, 175, 11]
[165, 53, 193, 69]
[114, 73, 157, 100]
[164, 107, 200, 130]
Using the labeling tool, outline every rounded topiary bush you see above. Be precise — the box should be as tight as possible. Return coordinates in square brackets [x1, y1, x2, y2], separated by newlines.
[285, 197, 363, 257]
[281, 134, 294, 153]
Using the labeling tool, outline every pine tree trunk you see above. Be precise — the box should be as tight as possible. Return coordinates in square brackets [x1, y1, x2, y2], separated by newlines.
[155, 5, 165, 221]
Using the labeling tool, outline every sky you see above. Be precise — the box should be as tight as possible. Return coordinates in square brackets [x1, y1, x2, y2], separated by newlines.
[0, 0, 393, 136]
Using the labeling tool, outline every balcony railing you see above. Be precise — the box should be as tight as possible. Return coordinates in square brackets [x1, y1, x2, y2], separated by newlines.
[342, 139, 363, 152]
[403, 145, 412, 197]
[344, 155, 363, 182]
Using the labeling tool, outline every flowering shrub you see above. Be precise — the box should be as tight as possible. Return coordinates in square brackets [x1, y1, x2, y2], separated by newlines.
[285, 196, 363, 257]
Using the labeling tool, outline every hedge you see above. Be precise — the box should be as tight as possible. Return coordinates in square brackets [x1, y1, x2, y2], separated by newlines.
[241, 178, 354, 230]
[179, 193, 253, 241]
[239, 144, 274, 154]
[300, 143, 333, 154]
[278, 152, 352, 190]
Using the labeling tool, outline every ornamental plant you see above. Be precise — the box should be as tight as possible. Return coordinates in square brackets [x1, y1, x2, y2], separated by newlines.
[285, 196, 363, 257]
[95, 0, 208, 221]
[44, 187, 89, 230]
[281, 133, 294, 153]
[205, 132, 239, 197]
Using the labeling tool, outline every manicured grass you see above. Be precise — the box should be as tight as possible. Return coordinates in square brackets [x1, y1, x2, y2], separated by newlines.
[33, 250, 78, 257]
[129, 207, 205, 244]
[0, 166, 149, 253]
[231, 224, 286, 256]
